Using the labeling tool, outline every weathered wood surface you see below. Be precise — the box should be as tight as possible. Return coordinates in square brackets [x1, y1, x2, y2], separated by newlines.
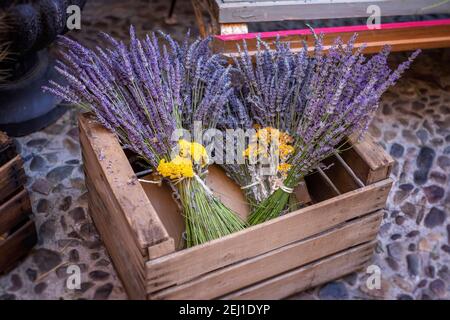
[150, 210, 382, 299]
[0, 130, 35, 274]
[79, 113, 175, 299]
[0, 131, 16, 167]
[140, 178, 185, 251]
[212, 0, 450, 23]
[220, 23, 248, 35]
[213, 19, 450, 55]
[346, 133, 395, 185]
[222, 240, 376, 299]
[0, 188, 32, 235]
[0, 155, 26, 204]
[78, 114, 172, 252]
[0, 219, 37, 273]
[80, 114, 392, 300]
[205, 165, 250, 220]
[192, 0, 222, 36]
[85, 176, 148, 299]
[146, 178, 391, 294]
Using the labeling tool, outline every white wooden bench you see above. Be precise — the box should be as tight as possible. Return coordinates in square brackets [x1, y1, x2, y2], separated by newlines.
[192, 0, 450, 54]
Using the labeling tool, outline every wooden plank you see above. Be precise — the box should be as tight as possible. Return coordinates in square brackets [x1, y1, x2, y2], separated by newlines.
[0, 219, 37, 273]
[192, 0, 222, 36]
[347, 134, 394, 184]
[214, 0, 450, 23]
[222, 240, 376, 299]
[150, 210, 382, 299]
[0, 131, 16, 167]
[220, 23, 248, 35]
[304, 169, 340, 203]
[0, 155, 26, 204]
[0, 188, 31, 235]
[192, 0, 209, 37]
[205, 165, 250, 220]
[85, 176, 148, 300]
[146, 178, 392, 293]
[321, 154, 361, 193]
[148, 239, 176, 260]
[292, 179, 312, 206]
[78, 114, 172, 252]
[140, 178, 185, 251]
[212, 19, 450, 55]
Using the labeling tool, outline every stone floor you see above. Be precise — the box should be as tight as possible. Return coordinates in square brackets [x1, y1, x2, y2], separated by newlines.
[0, 0, 449, 300]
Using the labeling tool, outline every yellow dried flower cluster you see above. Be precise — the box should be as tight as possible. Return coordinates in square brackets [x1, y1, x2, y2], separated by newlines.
[157, 140, 208, 180]
[178, 139, 209, 165]
[243, 127, 294, 176]
[157, 156, 195, 179]
[277, 162, 292, 173]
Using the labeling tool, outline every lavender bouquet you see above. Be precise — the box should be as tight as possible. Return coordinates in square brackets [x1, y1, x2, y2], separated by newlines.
[218, 91, 295, 208]
[217, 93, 267, 207]
[44, 27, 246, 247]
[232, 35, 419, 225]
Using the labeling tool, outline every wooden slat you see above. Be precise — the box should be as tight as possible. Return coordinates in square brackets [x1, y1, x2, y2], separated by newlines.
[0, 155, 26, 204]
[304, 169, 340, 203]
[220, 23, 248, 35]
[0, 188, 31, 235]
[0, 131, 16, 167]
[213, 0, 450, 23]
[150, 210, 382, 299]
[78, 114, 172, 252]
[222, 240, 376, 299]
[85, 176, 149, 299]
[212, 19, 450, 56]
[345, 133, 394, 184]
[292, 179, 312, 206]
[321, 155, 360, 193]
[148, 238, 176, 260]
[192, 0, 222, 36]
[0, 219, 37, 273]
[205, 165, 250, 220]
[140, 178, 185, 251]
[146, 178, 392, 293]
[305, 133, 392, 201]
[192, 0, 209, 37]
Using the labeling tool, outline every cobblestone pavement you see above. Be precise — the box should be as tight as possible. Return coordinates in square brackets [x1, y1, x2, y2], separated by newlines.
[1, 0, 449, 300]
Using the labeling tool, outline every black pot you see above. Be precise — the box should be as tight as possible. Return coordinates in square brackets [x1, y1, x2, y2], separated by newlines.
[0, 49, 67, 137]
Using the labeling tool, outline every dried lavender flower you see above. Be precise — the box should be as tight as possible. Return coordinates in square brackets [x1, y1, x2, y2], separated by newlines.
[44, 27, 246, 246]
[224, 33, 420, 223]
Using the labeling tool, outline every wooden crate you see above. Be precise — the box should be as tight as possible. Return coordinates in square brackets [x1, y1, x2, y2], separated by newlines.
[192, 0, 450, 54]
[79, 113, 393, 300]
[0, 132, 37, 273]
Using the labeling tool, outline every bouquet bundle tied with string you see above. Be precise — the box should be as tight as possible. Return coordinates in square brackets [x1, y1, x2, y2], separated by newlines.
[225, 34, 419, 225]
[219, 93, 295, 209]
[44, 27, 246, 247]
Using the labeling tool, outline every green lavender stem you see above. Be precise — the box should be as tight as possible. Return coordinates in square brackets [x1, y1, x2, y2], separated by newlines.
[247, 188, 291, 225]
[177, 177, 247, 247]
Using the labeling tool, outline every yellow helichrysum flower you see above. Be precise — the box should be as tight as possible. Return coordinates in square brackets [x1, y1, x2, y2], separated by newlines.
[243, 143, 270, 159]
[157, 156, 194, 179]
[178, 139, 191, 158]
[244, 127, 294, 162]
[279, 131, 294, 144]
[279, 144, 294, 160]
[178, 139, 209, 166]
[190, 141, 209, 164]
[243, 143, 257, 158]
[277, 163, 292, 173]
